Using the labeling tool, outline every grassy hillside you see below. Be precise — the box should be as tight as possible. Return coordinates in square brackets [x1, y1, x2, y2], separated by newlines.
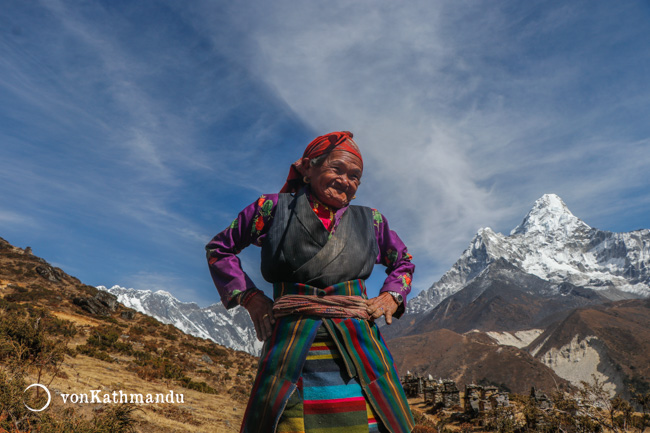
[0, 237, 256, 432]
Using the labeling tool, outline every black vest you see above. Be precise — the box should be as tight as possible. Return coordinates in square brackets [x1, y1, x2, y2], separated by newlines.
[260, 191, 378, 288]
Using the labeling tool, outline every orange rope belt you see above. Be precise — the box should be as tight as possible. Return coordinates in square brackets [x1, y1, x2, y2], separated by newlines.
[272, 295, 370, 320]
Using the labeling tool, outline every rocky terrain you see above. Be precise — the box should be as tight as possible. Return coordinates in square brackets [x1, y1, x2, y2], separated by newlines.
[386, 328, 570, 395]
[529, 298, 650, 397]
[385, 194, 650, 397]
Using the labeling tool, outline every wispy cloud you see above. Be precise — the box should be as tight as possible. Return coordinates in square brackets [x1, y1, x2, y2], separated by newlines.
[202, 0, 650, 292]
[0, 210, 36, 228]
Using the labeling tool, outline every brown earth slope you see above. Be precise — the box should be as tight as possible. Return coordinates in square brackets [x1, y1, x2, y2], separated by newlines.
[387, 327, 570, 395]
[0, 236, 256, 432]
[529, 298, 650, 396]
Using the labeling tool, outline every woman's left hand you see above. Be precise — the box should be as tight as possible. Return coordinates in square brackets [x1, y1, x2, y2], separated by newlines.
[366, 292, 399, 325]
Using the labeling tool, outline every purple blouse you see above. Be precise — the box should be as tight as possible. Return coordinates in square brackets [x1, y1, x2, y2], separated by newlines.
[205, 192, 414, 309]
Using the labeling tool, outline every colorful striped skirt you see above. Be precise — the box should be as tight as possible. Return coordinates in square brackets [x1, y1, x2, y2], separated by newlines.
[276, 328, 388, 433]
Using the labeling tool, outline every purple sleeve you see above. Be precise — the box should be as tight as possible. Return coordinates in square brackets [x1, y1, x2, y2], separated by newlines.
[205, 194, 278, 309]
[372, 209, 415, 317]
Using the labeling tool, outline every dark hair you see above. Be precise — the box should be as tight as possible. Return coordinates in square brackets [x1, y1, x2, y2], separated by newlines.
[309, 154, 328, 168]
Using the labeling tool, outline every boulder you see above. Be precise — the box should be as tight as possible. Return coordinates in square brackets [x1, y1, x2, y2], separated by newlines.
[73, 291, 118, 316]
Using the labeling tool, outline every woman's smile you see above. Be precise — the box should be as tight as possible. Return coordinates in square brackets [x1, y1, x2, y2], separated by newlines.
[303, 150, 362, 208]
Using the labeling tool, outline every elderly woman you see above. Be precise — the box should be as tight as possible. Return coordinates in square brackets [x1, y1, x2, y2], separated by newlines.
[206, 131, 415, 433]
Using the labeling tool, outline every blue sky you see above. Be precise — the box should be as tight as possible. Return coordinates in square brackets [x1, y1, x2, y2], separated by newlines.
[2, 0, 649, 307]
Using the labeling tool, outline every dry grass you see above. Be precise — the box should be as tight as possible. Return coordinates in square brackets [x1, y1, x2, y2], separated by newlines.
[52, 311, 104, 328]
[0, 237, 255, 432]
[41, 354, 247, 432]
[2, 309, 252, 433]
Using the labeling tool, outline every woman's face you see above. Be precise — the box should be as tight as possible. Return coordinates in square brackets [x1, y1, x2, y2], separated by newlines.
[302, 150, 363, 208]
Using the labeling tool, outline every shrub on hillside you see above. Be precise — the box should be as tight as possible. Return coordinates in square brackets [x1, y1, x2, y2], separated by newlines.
[180, 377, 218, 395]
[129, 325, 145, 336]
[44, 315, 77, 338]
[143, 340, 159, 353]
[85, 326, 133, 355]
[76, 345, 115, 363]
[96, 315, 120, 324]
[80, 285, 99, 296]
[0, 308, 70, 386]
[132, 350, 152, 363]
[0, 369, 33, 429]
[227, 385, 250, 402]
[483, 406, 521, 433]
[4, 284, 59, 304]
[0, 309, 137, 432]
[131, 356, 185, 382]
[138, 315, 162, 330]
[160, 329, 178, 341]
[35, 404, 139, 432]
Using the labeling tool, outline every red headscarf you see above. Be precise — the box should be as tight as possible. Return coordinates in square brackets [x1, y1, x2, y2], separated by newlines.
[280, 131, 363, 193]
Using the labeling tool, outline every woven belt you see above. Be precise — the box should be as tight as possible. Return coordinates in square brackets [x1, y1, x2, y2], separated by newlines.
[272, 294, 369, 320]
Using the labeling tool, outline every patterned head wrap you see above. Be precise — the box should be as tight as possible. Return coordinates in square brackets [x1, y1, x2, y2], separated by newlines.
[280, 131, 363, 193]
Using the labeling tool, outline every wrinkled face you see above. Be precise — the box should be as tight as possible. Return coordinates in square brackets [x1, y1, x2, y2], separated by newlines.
[302, 150, 363, 209]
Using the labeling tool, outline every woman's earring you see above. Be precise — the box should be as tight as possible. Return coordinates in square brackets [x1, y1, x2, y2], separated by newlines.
[303, 176, 310, 183]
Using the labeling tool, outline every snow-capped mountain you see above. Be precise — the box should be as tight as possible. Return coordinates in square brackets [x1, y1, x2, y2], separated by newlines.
[386, 194, 650, 397]
[97, 285, 262, 356]
[409, 194, 650, 315]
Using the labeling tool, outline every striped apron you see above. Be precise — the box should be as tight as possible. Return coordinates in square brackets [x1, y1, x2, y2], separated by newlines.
[239, 280, 414, 433]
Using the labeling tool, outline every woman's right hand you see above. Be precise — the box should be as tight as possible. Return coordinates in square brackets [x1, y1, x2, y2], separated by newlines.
[244, 292, 276, 341]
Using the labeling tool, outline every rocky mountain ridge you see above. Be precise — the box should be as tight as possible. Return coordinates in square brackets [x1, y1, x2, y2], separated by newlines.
[409, 194, 650, 315]
[98, 285, 262, 356]
[390, 259, 611, 337]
